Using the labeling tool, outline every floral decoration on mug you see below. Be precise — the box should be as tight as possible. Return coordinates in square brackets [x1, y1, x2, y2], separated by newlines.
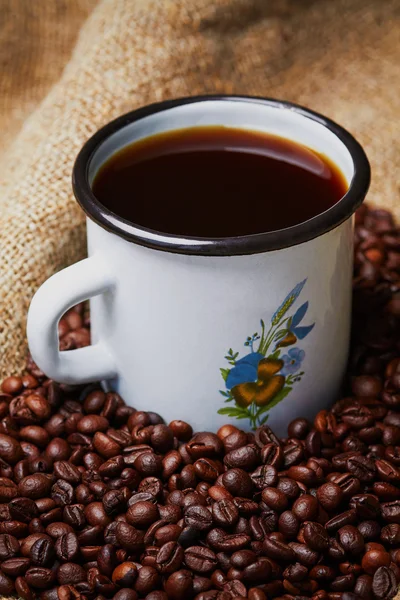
[219, 279, 315, 429]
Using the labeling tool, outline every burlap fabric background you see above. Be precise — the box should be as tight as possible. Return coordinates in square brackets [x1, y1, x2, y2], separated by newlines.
[0, 0, 399, 379]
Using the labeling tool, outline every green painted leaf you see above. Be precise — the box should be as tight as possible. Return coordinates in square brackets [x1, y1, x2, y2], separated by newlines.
[217, 407, 250, 419]
[260, 414, 270, 425]
[274, 329, 288, 340]
[220, 368, 230, 382]
[268, 349, 281, 360]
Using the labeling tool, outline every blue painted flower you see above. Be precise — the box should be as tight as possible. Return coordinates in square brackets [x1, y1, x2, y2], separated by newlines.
[281, 348, 305, 375]
[290, 301, 315, 339]
[226, 352, 264, 389]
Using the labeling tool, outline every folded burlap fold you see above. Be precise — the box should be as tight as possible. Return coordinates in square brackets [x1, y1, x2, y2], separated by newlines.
[0, 0, 399, 379]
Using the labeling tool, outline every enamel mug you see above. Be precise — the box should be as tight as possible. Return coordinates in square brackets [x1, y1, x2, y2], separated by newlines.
[27, 96, 370, 434]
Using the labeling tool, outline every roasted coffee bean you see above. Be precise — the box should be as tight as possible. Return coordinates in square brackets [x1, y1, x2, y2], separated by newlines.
[30, 537, 54, 566]
[349, 493, 380, 520]
[155, 541, 184, 574]
[9, 497, 39, 522]
[221, 469, 253, 497]
[374, 481, 400, 501]
[362, 548, 391, 574]
[53, 461, 81, 484]
[77, 524, 103, 546]
[111, 562, 138, 586]
[93, 432, 121, 459]
[381, 523, 400, 546]
[251, 464, 278, 489]
[261, 487, 288, 512]
[14, 576, 32, 600]
[184, 546, 217, 574]
[358, 520, 381, 541]
[317, 483, 344, 511]
[163, 569, 193, 600]
[206, 528, 250, 552]
[382, 500, 400, 523]
[0, 570, 15, 594]
[212, 499, 239, 527]
[185, 505, 213, 531]
[114, 591, 139, 600]
[169, 421, 193, 442]
[194, 458, 221, 482]
[0, 434, 23, 465]
[354, 573, 373, 599]
[278, 510, 300, 538]
[292, 494, 319, 521]
[46, 521, 73, 538]
[303, 522, 330, 551]
[376, 459, 400, 483]
[93, 543, 115, 579]
[277, 477, 300, 500]
[25, 567, 55, 589]
[289, 542, 320, 567]
[20, 534, 50, 557]
[63, 504, 86, 529]
[288, 418, 310, 439]
[224, 444, 259, 470]
[372, 565, 397, 599]
[126, 500, 159, 528]
[1, 557, 31, 577]
[134, 566, 161, 596]
[116, 522, 145, 552]
[260, 443, 283, 468]
[57, 563, 86, 585]
[338, 526, 365, 555]
[263, 537, 295, 562]
[18, 474, 52, 499]
[331, 472, 362, 497]
[84, 502, 111, 528]
[347, 455, 376, 482]
[326, 510, 357, 533]
[154, 524, 182, 546]
[55, 532, 79, 561]
[288, 465, 318, 486]
[0, 533, 20, 559]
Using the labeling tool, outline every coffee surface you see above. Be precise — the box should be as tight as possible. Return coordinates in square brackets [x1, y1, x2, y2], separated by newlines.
[92, 126, 347, 238]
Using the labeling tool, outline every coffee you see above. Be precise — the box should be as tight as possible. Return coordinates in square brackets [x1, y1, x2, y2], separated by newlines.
[92, 126, 347, 237]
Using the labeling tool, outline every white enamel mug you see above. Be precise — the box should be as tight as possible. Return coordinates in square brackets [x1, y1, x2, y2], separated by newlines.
[27, 96, 370, 434]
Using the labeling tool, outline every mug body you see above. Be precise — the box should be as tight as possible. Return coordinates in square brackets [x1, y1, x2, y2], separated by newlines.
[74, 96, 370, 434]
[87, 216, 353, 433]
[25, 96, 371, 436]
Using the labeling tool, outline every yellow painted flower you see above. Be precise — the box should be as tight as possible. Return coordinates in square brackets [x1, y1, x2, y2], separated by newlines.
[232, 358, 285, 408]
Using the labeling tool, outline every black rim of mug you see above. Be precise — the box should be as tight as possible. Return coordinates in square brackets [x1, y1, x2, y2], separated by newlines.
[72, 95, 371, 256]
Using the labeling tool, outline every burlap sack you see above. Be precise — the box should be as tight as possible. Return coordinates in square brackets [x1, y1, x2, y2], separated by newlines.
[0, 0, 399, 380]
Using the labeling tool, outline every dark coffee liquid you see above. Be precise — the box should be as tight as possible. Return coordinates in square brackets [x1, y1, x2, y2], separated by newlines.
[92, 126, 347, 237]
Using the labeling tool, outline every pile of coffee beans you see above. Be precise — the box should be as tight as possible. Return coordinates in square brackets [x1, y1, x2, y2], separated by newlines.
[0, 204, 399, 600]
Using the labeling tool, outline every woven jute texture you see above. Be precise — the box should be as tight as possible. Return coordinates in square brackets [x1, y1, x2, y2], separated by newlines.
[0, 0, 399, 379]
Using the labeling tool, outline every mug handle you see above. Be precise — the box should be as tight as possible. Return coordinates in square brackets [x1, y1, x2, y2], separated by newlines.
[27, 256, 117, 384]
